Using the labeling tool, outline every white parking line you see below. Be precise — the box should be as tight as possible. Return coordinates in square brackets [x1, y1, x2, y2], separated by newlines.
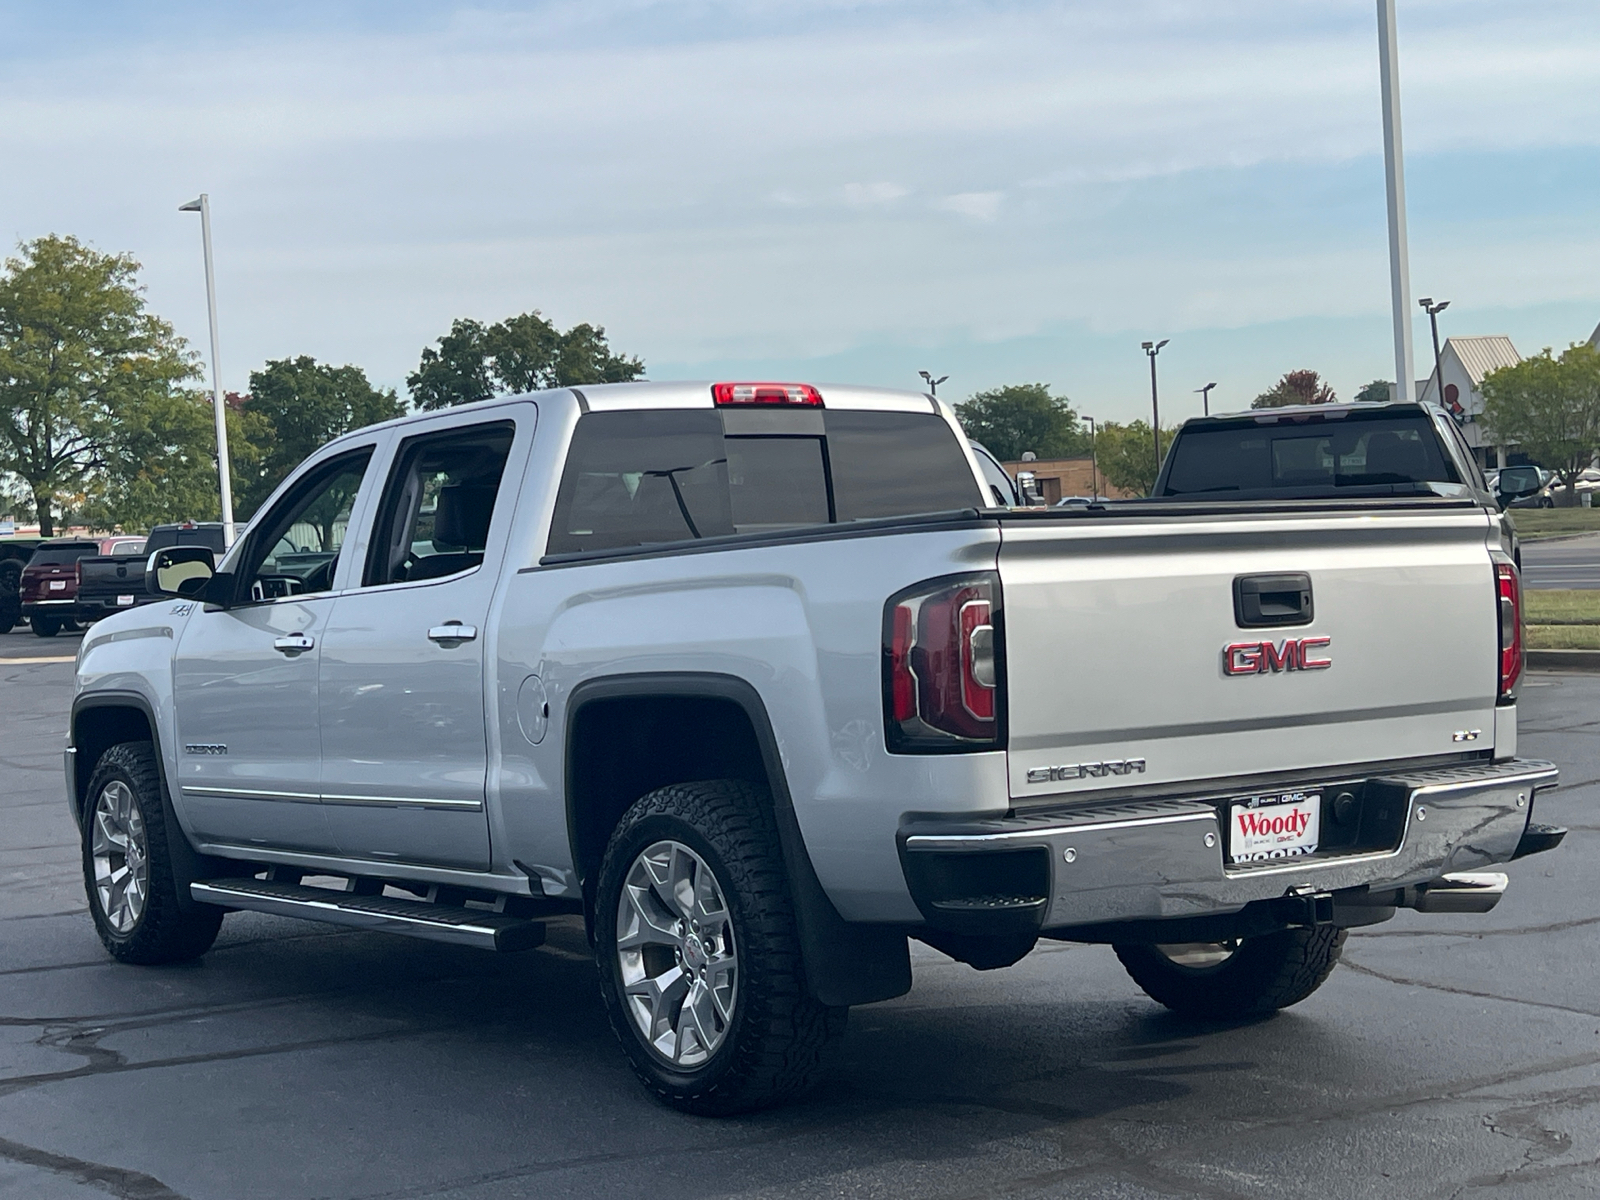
[1, 656, 76, 665]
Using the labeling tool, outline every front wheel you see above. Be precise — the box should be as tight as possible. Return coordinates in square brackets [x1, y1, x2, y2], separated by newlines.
[594, 780, 846, 1115]
[1114, 926, 1346, 1020]
[82, 741, 223, 964]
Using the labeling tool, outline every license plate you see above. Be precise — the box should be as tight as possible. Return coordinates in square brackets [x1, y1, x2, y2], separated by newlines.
[48, 580, 66, 590]
[1228, 791, 1321, 863]
[117, 594, 136, 606]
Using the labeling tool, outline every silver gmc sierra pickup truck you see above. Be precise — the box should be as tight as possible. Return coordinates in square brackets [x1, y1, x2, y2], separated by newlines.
[66, 383, 1562, 1114]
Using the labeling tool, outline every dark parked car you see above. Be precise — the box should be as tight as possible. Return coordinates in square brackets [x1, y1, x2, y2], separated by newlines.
[74, 523, 226, 625]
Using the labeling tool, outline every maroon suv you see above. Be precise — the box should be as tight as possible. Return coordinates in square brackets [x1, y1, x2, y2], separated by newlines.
[19, 541, 101, 637]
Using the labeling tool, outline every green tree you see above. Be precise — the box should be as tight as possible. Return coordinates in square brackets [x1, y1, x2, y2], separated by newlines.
[79, 392, 266, 533]
[1481, 344, 1600, 505]
[409, 311, 645, 409]
[1093, 420, 1177, 497]
[0, 236, 197, 535]
[954, 383, 1086, 462]
[1252, 370, 1336, 409]
[239, 357, 403, 517]
[1354, 379, 1392, 404]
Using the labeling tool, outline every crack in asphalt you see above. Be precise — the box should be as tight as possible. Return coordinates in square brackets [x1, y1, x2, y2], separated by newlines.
[0, 1134, 189, 1199]
[1341, 955, 1600, 1019]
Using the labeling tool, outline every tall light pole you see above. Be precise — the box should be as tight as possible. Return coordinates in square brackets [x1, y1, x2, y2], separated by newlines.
[1085, 416, 1098, 500]
[1377, 0, 1416, 403]
[179, 194, 236, 546]
[918, 370, 948, 398]
[1418, 297, 1449, 400]
[1197, 382, 1218, 416]
[1142, 339, 1169, 481]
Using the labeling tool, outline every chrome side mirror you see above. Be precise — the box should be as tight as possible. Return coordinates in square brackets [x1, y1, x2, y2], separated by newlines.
[146, 545, 216, 599]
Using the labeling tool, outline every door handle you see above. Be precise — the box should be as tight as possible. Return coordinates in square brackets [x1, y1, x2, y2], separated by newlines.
[273, 633, 315, 655]
[1233, 574, 1313, 628]
[427, 623, 478, 644]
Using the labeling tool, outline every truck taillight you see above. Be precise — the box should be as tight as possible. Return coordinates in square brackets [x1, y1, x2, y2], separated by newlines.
[883, 573, 1003, 752]
[1496, 559, 1522, 702]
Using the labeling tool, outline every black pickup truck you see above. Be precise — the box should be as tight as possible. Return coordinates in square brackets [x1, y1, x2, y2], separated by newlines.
[74, 523, 227, 624]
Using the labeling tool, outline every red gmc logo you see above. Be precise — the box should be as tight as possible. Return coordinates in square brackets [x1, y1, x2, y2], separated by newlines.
[1224, 636, 1332, 676]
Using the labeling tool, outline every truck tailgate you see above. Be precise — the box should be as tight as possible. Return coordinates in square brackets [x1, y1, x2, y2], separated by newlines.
[997, 506, 1501, 800]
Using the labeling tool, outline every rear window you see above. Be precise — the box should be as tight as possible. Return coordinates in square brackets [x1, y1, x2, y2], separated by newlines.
[27, 544, 100, 567]
[547, 409, 982, 555]
[1161, 412, 1462, 497]
[146, 526, 227, 553]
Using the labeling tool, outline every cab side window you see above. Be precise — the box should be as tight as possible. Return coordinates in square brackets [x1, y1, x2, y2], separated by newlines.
[364, 422, 515, 587]
[238, 449, 374, 602]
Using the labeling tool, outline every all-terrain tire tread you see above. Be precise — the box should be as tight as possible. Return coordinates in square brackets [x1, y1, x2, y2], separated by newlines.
[597, 779, 846, 1115]
[83, 741, 223, 965]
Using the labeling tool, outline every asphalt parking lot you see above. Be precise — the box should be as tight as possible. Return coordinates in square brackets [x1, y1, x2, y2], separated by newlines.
[3, 634, 1599, 1200]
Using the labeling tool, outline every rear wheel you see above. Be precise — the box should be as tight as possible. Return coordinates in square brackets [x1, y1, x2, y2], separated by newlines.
[30, 615, 61, 638]
[594, 780, 847, 1115]
[82, 742, 223, 964]
[0, 562, 19, 632]
[1114, 926, 1346, 1020]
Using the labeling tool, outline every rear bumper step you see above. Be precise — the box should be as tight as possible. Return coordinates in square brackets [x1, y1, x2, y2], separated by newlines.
[190, 879, 546, 951]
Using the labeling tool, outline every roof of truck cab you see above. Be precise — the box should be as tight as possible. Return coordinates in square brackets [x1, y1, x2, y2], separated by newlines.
[321, 381, 947, 448]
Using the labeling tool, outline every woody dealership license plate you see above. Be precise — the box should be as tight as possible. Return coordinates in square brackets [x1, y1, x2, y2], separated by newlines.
[1228, 791, 1321, 863]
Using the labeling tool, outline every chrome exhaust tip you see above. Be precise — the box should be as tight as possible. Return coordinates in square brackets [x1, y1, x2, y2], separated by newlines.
[1412, 871, 1508, 914]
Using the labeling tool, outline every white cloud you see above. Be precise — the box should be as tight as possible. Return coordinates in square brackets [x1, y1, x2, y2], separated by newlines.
[936, 192, 1003, 222]
[841, 182, 909, 207]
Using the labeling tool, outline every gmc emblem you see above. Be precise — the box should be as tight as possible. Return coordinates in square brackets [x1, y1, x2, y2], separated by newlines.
[1224, 636, 1331, 676]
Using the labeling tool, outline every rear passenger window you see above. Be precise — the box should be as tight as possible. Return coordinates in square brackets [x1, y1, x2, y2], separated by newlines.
[365, 422, 515, 586]
[546, 407, 984, 556]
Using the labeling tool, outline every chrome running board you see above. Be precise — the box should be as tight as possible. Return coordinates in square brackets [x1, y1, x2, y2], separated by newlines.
[190, 879, 546, 951]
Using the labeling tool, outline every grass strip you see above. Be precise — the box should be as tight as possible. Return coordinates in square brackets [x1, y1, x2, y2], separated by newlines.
[1508, 509, 1600, 540]
[1524, 589, 1600, 626]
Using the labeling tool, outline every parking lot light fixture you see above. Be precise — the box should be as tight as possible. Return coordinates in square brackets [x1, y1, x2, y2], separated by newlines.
[1143, 340, 1169, 481]
[179, 194, 236, 547]
[1419, 297, 1450, 403]
[918, 370, 949, 398]
[1197, 382, 1218, 417]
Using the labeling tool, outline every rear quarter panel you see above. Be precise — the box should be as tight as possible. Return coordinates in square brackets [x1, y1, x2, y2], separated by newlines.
[491, 526, 1009, 921]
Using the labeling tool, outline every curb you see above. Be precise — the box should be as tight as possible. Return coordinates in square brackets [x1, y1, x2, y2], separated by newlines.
[1526, 648, 1600, 672]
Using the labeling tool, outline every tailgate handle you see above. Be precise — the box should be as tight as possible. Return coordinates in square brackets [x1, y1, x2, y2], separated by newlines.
[1233, 574, 1313, 628]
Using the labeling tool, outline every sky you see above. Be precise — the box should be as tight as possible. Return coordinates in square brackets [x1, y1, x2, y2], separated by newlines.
[1, 0, 1597, 425]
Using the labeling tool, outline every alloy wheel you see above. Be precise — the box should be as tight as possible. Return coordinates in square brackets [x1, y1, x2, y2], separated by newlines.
[1154, 941, 1239, 969]
[614, 839, 739, 1067]
[92, 780, 148, 934]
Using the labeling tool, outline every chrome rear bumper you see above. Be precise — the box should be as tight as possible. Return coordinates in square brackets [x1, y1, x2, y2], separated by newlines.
[899, 758, 1557, 933]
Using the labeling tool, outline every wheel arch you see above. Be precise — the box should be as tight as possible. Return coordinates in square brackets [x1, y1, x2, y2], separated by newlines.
[70, 691, 162, 828]
[563, 672, 910, 1007]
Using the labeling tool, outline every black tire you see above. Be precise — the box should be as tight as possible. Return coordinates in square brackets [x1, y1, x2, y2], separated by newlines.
[593, 779, 847, 1116]
[31, 615, 62, 638]
[82, 741, 224, 965]
[0, 560, 21, 631]
[1114, 926, 1347, 1020]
